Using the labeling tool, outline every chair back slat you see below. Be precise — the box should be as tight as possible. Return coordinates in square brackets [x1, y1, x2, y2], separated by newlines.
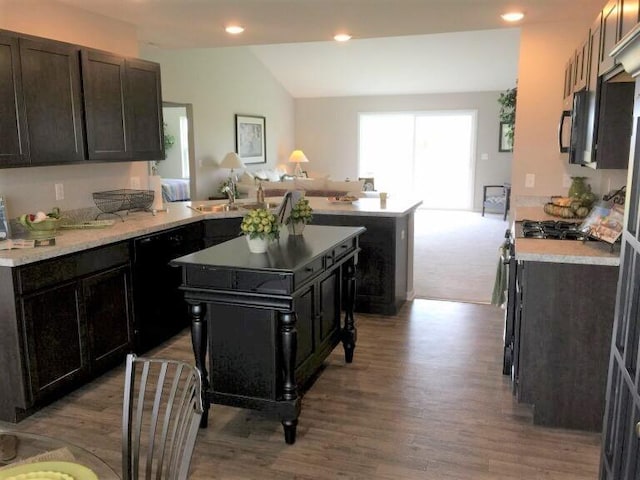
[122, 354, 204, 480]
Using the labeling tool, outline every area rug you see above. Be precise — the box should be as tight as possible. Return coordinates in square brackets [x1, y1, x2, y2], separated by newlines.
[413, 209, 509, 303]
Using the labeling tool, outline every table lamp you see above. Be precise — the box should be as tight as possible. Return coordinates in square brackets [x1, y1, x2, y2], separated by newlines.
[288, 150, 309, 177]
[220, 152, 244, 179]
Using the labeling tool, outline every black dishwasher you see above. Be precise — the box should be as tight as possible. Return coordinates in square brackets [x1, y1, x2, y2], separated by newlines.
[132, 222, 203, 353]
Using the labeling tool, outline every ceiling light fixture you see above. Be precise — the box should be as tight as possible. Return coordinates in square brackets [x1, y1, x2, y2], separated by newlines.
[225, 25, 245, 35]
[334, 33, 352, 42]
[501, 11, 525, 22]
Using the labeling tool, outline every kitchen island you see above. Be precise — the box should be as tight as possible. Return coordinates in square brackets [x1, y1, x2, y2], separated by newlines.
[508, 206, 620, 431]
[171, 225, 365, 444]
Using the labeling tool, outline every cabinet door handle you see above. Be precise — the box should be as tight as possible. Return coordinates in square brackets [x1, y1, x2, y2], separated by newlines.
[306, 267, 315, 272]
[341, 244, 349, 249]
[636, 421, 640, 439]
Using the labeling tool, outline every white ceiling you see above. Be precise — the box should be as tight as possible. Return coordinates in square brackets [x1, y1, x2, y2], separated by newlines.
[54, 0, 605, 98]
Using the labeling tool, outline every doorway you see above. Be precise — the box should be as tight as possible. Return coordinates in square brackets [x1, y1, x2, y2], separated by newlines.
[157, 102, 195, 200]
[358, 111, 476, 209]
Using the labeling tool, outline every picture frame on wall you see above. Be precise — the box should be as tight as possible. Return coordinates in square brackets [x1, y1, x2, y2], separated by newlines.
[235, 114, 266, 164]
[499, 122, 514, 152]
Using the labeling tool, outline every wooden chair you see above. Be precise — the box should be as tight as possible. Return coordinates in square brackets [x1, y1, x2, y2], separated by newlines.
[122, 354, 203, 480]
[482, 183, 511, 220]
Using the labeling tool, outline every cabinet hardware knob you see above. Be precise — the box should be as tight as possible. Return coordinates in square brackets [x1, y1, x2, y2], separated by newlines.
[306, 267, 314, 272]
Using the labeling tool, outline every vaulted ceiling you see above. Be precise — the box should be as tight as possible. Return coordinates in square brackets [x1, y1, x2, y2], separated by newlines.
[55, 0, 604, 97]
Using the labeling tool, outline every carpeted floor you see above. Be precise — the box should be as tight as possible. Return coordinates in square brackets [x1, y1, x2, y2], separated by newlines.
[413, 208, 509, 303]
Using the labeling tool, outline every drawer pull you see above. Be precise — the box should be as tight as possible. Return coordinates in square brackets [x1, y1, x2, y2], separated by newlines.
[341, 244, 349, 249]
[306, 267, 315, 272]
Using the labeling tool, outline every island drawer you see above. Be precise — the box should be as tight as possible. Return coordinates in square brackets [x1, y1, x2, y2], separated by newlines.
[186, 266, 292, 294]
[332, 238, 356, 261]
[294, 256, 324, 287]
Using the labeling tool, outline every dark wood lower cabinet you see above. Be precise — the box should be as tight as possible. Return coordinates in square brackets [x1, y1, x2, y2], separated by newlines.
[0, 242, 132, 422]
[312, 213, 409, 315]
[515, 260, 618, 431]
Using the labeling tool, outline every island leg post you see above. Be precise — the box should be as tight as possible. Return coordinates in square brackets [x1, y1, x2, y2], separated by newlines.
[280, 311, 298, 444]
[189, 302, 210, 428]
[342, 261, 358, 363]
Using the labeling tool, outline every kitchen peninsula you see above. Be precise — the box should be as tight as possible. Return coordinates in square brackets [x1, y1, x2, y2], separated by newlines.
[0, 195, 420, 423]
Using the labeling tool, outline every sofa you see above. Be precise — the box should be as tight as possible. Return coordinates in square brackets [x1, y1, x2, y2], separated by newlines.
[236, 168, 375, 198]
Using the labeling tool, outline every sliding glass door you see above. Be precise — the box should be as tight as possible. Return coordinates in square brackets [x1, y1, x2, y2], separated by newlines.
[359, 111, 476, 209]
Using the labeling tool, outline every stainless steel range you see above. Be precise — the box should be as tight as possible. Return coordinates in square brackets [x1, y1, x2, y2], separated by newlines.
[516, 219, 591, 240]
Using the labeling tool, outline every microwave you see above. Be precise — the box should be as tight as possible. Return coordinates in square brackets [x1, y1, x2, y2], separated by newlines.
[558, 89, 588, 164]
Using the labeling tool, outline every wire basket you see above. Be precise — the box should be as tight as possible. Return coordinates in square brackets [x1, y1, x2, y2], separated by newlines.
[92, 189, 154, 220]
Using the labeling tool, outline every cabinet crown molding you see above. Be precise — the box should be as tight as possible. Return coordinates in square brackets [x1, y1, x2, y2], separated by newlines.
[611, 23, 640, 77]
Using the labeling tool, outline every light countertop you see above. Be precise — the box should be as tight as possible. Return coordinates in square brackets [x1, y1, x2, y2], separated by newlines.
[0, 196, 422, 267]
[513, 206, 620, 266]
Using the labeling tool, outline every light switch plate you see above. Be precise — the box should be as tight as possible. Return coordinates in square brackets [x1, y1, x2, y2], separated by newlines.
[55, 183, 64, 200]
[525, 173, 535, 188]
[130, 177, 141, 189]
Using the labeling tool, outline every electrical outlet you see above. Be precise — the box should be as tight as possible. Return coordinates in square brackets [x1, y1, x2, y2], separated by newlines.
[480, 153, 489, 160]
[55, 183, 64, 200]
[525, 173, 535, 188]
[562, 174, 572, 188]
[130, 176, 140, 189]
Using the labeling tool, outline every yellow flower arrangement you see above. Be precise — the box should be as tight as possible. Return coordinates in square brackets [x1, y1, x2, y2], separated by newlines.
[285, 197, 313, 225]
[240, 208, 280, 240]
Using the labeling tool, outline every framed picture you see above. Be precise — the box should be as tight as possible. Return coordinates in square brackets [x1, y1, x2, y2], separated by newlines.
[235, 114, 266, 164]
[499, 122, 514, 152]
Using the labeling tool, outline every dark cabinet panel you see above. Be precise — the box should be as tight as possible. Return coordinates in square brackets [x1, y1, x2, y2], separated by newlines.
[81, 50, 128, 160]
[19, 38, 85, 164]
[82, 52, 164, 161]
[84, 265, 132, 372]
[596, 80, 635, 168]
[132, 222, 203, 353]
[0, 34, 28, 167]
[517, 261, 618, 431]
[21, 283, 85, 403]
[203, 218, 243, 247]
[312, 214, 408, 315]
[600, 0, 620, 75]
[126, 59, 164, 160]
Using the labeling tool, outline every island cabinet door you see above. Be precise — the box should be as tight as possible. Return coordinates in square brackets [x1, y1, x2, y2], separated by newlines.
[209, 304, 279, 400]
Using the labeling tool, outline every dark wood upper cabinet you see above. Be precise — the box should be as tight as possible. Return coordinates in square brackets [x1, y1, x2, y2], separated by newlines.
[0, 34, 29, 167]
[19, 38, 85, 165]
[82, 52, 164, 161]
[620, 0, 640, 40]
[125, 59, 164, 160]
[0, 28, 164, 168]
[600, 0, 620, 75]
[81, 50, 128, 160]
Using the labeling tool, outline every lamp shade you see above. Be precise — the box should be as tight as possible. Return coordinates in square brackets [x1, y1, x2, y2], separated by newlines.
[220, 152, 244, 169]
[288, 150, 309, 164]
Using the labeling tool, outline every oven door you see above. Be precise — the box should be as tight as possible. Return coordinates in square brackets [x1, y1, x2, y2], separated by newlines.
[503, 232, 517, 376]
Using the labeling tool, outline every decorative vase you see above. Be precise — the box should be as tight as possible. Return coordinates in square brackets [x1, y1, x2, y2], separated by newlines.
[246, 235, 269, 253]
[568, 176, 588, 198]
[287, 222, 306, 235]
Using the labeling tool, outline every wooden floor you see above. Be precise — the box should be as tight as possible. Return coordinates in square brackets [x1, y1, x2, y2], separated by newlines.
[1, 299, 601, 479]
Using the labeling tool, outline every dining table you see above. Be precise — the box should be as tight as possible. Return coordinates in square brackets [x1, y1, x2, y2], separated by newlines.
[0, 430, 119, 479]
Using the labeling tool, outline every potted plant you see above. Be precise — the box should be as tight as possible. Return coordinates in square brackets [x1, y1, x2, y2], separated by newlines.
[240, 207, 279, 253]
[285, 197, 313, 235]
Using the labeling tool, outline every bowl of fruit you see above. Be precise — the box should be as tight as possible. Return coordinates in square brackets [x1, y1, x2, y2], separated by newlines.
[19, 207, 61, 238]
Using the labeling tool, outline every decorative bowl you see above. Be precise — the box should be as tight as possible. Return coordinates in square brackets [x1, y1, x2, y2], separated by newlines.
[19, 213, 61, 238]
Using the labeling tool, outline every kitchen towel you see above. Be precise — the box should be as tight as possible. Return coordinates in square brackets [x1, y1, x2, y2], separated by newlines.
[491, 240, 508, 307]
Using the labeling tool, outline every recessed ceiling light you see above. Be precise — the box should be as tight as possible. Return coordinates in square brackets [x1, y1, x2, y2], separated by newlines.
[501, 11, 525, 22]
[334, 33, 352, 42]
[225, 25, 245, 35]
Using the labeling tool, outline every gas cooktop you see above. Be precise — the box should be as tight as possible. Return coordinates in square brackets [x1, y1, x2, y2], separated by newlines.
[516, 219, 591, 240]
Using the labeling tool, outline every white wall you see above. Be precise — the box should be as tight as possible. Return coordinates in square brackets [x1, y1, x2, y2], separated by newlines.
[140, 46, 295, 200]
[513, 20, 628, 203]
[295, 92, 512, 210]
[0, 0, 150, 217]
